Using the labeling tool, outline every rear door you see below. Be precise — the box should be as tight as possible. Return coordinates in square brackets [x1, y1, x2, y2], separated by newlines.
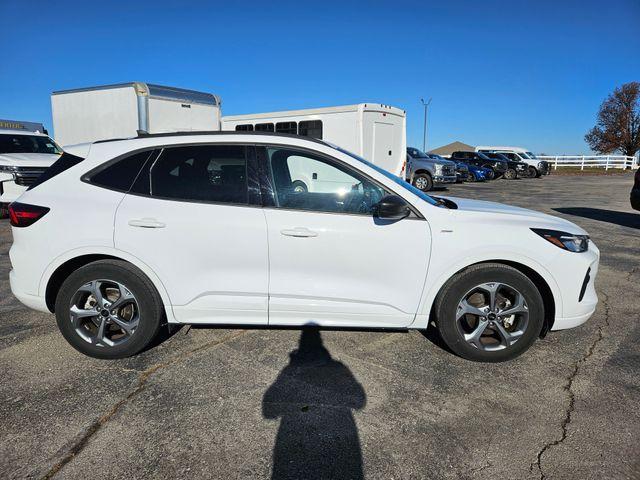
[114, 143, 269, 324]
[372, 121, 395, 170]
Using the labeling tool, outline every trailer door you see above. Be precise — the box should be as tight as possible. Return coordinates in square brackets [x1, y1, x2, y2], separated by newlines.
[372, 121, 395, 172]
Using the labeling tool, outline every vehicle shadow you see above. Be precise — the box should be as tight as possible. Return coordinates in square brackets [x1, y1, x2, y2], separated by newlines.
[553, 207, 640, 229]
[262, 328, 366, 480]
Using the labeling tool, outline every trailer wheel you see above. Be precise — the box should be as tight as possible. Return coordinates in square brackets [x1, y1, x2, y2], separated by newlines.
[291, 181, 308, 193]
[413, 173, 433, 192]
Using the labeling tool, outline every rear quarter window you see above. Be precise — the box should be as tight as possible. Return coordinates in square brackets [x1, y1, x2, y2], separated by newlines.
[88, 150, 156, 192]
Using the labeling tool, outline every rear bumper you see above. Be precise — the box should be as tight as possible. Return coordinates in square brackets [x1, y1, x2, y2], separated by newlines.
[9, 270, 50, 313]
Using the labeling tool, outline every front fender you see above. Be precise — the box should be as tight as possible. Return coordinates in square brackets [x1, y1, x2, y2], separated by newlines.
[409, 250, 563, 329]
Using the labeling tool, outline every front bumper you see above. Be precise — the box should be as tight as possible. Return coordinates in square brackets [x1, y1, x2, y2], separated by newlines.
[434, 175, 457, 185]
[0, 176, 26, 204]
[630, 187, 640, 211]
[550, 242, 600, 331]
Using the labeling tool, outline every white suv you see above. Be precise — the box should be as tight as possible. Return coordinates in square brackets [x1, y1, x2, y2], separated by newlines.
[0, 122, 62, 215]
[8, 132, 599, 362]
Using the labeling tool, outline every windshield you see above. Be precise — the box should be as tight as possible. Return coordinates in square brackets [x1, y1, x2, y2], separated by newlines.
[406, 147, 429, 159]
[525, 151, 537, 159]
[0, 134, 61, 155]
[335, 146, 439, 206]
[477, 152, 493, 161]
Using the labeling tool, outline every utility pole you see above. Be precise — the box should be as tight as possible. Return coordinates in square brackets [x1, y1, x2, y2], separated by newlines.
[420, 97, 432, 152]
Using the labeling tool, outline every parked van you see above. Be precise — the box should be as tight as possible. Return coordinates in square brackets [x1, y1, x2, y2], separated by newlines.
[221, 104, 407, 176]
[51, 82, 222, 147]
[475, 146, 550, 177]
[0, 120, 61, 216]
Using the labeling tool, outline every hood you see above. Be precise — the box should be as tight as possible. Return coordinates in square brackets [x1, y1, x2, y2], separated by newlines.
[0, 152, 60, 168]
[443, 196, 588, 234]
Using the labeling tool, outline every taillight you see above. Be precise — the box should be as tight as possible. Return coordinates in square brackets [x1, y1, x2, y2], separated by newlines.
[8, 202, 50, 227]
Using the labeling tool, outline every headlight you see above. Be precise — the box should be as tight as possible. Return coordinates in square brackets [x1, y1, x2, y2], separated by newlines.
[434, 164, 443, 174]
[0, 165, 18, 179]
[531, 228, 589, 252]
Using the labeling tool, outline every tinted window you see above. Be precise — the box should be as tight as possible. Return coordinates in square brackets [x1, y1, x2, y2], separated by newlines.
[255, 123, 274, 132]
[0, 134, 61, 155]
[90, 150, 154, 192]
[266, 147, 387, 215]
[235, 124, 253, 131]
[275, 122, 297, 134]
[28, 152, 84, 191]
[298, 120, 323, 139]
[146, 145, 248, 204]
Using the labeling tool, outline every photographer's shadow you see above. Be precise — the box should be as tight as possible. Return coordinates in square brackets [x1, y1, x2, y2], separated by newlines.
[262, 328, 366, 480]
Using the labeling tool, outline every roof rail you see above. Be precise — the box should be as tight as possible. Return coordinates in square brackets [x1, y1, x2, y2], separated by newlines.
[94, 130, 328, 146]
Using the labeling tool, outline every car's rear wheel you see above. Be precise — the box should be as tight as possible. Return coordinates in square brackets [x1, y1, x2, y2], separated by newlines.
[291, 180, 308, 193]
[413, 173, 433, 192]
[434, 263, 544, 362]
[55, 260, 164, 359]
[503, 168, 517, 180]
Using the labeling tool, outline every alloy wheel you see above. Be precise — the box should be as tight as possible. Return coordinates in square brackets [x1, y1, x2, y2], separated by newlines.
[69, 279, 140, 347]
[455, 282, 529, 351]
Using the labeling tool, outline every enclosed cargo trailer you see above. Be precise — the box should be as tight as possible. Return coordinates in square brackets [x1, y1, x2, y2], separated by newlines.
[51, 82, 221, 147]
[221, 103, 406, 175]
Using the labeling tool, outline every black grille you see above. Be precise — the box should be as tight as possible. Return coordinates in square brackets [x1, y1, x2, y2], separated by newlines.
[14, 167, 47, 187]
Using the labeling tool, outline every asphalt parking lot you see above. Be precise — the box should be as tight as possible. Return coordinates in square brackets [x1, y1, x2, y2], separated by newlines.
[1, 173, 638, 480]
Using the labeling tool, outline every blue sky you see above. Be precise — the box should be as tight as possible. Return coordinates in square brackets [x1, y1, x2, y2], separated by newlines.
[1, 0, 638, 154]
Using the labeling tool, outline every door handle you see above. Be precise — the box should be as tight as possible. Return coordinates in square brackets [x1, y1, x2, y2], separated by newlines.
[280, 227, 318, 238]
[128, 218, 166, 229]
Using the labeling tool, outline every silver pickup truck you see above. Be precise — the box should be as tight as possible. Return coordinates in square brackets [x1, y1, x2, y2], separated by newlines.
[406, 147, 457, 191]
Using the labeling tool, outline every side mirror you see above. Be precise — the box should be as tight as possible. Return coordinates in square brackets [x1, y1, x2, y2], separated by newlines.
[375, 195, 411, 221]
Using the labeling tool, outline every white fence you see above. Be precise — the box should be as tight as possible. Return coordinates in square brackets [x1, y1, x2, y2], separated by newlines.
[538, 155, 639, 170]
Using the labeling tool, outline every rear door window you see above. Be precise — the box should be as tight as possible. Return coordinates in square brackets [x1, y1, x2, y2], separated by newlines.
[141, 145, 249, 204]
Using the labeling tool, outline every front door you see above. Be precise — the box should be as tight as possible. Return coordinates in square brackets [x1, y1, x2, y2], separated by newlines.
[114, 144, 269, 324]
[259, 146, 431, 328]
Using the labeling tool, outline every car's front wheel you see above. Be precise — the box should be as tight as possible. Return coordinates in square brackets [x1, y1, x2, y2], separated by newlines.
[413, 173, 433, 192]
[527, 166, 538, 178]
[55, 260, 164, 359]
[434, 263, 544, 362]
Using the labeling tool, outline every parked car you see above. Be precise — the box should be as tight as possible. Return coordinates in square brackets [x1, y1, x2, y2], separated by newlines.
[9, 132, 599, 363]
[482, 152, 528, 179]
[425, 152, 468, 182]
[631, 168, 640, 210]
[465, 163, 491, 182]
[0, 121, 61, 217]
[450, 151, 508, 179]
[406, 147, 457, 191]
[476, 146, 550, 178]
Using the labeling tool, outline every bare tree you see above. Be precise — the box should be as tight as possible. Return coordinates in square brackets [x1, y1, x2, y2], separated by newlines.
[585, 82, 640, 157]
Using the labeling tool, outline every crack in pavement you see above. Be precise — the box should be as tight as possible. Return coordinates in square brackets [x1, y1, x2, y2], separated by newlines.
[37, 329, 248, 480]
[529, 290, 611, 480]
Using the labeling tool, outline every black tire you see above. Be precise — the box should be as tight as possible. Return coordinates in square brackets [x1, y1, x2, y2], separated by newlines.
[434, 263, 544, 362]
[484, 167, 496, 180]
[503, 168, 517, 180]
[291, 180, 308, 193]
[467, 172, 477, 182]
[527, 166, 538, 178]
[55, 260, 164, 359]
[0, 203, 8, 219]
[412, 173, 433, 192]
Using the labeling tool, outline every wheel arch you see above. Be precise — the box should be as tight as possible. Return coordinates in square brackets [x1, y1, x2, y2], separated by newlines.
[41, 248, 176, 322]
[415, 258, 559, 335]
[414, 169, 433, 177]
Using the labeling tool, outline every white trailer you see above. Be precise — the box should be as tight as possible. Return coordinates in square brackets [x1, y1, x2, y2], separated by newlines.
[51, 82, 221, 147]
[221, 103, 407, 175]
